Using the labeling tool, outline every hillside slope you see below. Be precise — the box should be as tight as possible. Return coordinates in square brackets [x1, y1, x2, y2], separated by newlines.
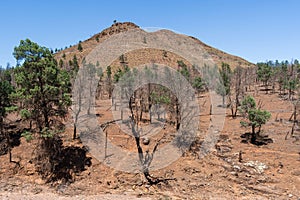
[54, 22, 254, 69]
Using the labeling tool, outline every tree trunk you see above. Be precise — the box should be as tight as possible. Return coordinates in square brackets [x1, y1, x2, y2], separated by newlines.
[105, 130, 108, 159]
[229, 96, 234, 117]
[148, 84, 152, 124]
[289, 104, 297, 122]
[73, 123, 77, 140]
[9, 145, 12, 163]
[292, 104, 297, 137]
[233, 105, 238, 118]
[73, 95, 81, 140]
[139, 99, 143, 123]
[108, 80, 112, 98]
[251, 125, 256, 143]
[176, 99, 180, 130]
[129, 96, 134, 121]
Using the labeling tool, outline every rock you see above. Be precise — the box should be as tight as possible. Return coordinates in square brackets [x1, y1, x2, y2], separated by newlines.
[244, 160, 268, 174]
[233, 165, 241, 171]
[142, 137, 150, 145]
[288, 194, 293, 198]
[230, 171, 238, 176]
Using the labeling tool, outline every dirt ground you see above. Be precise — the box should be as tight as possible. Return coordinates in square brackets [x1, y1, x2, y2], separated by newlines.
[0, 88, 299, 199]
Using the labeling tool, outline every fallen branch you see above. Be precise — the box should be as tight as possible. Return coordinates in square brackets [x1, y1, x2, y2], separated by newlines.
[100, 119, 121, 131]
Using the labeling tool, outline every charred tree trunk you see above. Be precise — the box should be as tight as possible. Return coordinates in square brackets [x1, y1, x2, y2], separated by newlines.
[73, 85, 82, 140]
[289, 104, 297, 122]
[290, 104, 297, 137]
[129, 96, 135, 122]
[251, 125, 256, 144]
[73, 123, 77, 140]
[148, 84, 152, 123]
[73, 107, 81, 140]
[175, 99, 180, 130]
[139, 98, 143, 123]
[229, 96, 234, 118]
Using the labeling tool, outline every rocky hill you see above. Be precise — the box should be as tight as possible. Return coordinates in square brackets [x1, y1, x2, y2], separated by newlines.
[54, 22, 254, 70]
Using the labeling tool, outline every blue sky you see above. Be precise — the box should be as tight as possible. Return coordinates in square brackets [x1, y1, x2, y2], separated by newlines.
[0, 0, 299, 67]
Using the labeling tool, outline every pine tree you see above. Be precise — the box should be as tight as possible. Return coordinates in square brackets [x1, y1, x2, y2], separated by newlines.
[257, 62, 272, 93]
[0, 80, 15, 162]
[13, 39, 71, 137]
[240, 95, 271, 143]
[77, 42, 83, 52]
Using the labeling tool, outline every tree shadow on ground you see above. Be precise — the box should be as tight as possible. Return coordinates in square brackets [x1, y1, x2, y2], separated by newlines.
[35, 136, 92, 184]
[259, 87, 272, 93]
[241, 132, 273, 146]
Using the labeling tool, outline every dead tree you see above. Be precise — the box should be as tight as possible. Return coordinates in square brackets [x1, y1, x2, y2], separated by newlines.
[229, 66, 243, 118]
[286, 102, 299, 139]
[148, 83, 152, 123]
[72, 68, 85, 140]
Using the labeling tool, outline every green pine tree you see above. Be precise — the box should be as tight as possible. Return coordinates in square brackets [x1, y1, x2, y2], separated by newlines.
[239, 95, 271, 143]
[77, 42, 83, 52]
[0, 79, 15, 162]
[13, 39, 71, 138]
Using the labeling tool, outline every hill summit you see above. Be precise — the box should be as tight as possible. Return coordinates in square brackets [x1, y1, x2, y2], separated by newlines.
[55, 22, 254, 69]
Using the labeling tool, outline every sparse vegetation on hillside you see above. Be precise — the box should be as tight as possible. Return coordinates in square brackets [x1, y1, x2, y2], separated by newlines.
[240, 95, 271, 144]
[1, 23, 300, 199]
[216, 62, 232, 107]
